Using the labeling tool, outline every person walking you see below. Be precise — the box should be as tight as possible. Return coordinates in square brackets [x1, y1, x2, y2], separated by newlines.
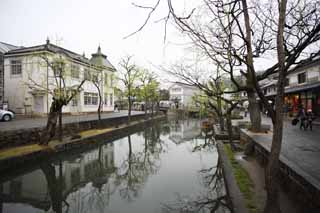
[298, 107, 307, 130]
[306, 109, 314, 131]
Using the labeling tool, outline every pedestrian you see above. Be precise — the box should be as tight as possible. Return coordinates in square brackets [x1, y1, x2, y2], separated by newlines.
[298, 107, 307, 130]
[243, 101, 249, 118]
[114, 104, 119, 112]
[306, 109, 314, 131]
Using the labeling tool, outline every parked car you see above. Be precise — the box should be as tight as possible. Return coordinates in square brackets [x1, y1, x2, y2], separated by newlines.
[0, 109, 15, 121]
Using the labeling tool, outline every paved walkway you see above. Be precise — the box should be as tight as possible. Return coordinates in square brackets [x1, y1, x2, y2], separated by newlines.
[238, 114, 320, 190]
[0, 110, 144, 132]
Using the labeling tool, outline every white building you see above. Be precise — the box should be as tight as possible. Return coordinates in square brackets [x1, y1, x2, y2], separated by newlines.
[169, 82, 200, 108]
[0, 42, 20, 108]
[3, 39, 116, 115]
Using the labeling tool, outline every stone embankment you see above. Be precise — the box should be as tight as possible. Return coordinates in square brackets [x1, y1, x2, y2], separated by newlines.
[0, 114, 166, 177]
[0, 113, 148, 150]
[240, 128, 320, 211]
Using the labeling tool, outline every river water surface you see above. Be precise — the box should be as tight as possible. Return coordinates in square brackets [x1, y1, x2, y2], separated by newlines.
[0, 119, 230, 213]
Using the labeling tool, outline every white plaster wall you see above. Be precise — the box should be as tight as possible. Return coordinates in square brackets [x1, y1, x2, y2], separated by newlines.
[4, 54, 115, 114]
[169, 84, 200, 107]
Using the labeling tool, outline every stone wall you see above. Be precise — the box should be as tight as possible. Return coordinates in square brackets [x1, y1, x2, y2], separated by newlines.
[240, 129, 320, 211]
[0, 113, 151, 150]
[0, 116, 166, 178]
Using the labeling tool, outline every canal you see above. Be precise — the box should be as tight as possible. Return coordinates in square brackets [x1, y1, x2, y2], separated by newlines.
[0, 119, 230, 213]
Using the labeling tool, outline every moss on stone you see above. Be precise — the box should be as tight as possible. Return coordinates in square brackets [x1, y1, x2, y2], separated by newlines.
[0, 144, 48, 160]
[224, 144, 258, 213]
[79, 128, 112, 138]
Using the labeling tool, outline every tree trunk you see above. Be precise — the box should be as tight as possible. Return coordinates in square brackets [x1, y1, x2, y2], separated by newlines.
[151, 102, 154, 117]
[40, 99, 64, 145]
[226, 112, 236, 151]
[58, 108, 62, 141]
[264, 1, 287, 212]
[247, 90, 262, 132]
[128, 97, 132, 124]
[128, 135, 132, 158]
[241, 0, 262, 132]
[41, 163, 63, 213]
[145, 98, 148, 120]
[97, 86, 102, 122]
[217, 95, 224, 131]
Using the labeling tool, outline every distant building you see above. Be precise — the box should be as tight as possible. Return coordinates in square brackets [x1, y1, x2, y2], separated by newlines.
[257, 57, 320, 115]
[284, 59, 320, 115]
[169, 82, 200, 108]
[0, 42, 20, 108]
[2, 39, 116, 115]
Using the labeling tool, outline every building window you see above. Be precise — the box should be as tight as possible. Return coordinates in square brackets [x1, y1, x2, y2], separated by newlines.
[71, 64, 80, 78]
[285, 78, 290, 86]
[91, 72, 98, 82]
[172, 88, 181, 92]
[71, 96, 78, 106]
[11, 60, 22, 75]
[84, 92, 98, 105]
[264, 89, 267, 95]
[109, 93, 113, 106]
[298, 72, 306, 84]
[84, 68, 91, 80]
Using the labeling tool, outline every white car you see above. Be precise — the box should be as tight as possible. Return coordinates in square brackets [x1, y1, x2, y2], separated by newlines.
[0, 109, 15, 121]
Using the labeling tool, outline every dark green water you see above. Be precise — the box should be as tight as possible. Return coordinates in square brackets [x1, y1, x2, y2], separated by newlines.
[0, 119, 230, 213]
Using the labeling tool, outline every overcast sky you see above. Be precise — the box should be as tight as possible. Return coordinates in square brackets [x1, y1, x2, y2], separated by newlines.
[1, 0, 198, 85]
[1, 0, 276, 87]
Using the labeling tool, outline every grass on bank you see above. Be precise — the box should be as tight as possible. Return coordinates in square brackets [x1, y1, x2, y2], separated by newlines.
[224, 144, 258, 213]
[0, 144, 47, 160]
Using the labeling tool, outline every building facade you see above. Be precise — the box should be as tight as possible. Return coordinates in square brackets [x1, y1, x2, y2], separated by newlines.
[284, 59, 320, 115]
[257, 58, 320, 116]
[0, 42, 20, 108]
[169, 82, 200, 108]
[3, 40, 116, 115]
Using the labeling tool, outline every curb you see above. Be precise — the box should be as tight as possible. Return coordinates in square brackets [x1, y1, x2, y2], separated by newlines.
[216, 141, 249, 213]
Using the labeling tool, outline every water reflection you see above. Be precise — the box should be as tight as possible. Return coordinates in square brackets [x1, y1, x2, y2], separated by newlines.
[0, 119, 230, 213]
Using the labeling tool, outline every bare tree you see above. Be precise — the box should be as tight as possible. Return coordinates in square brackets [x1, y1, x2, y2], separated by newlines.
[126, 0, 320, 212]
[28, 53, 86, 144]
[118, 56, 141, 124]
[91, 70, 103, 122]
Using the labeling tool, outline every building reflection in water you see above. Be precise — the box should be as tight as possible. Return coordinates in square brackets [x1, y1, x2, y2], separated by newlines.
[0, 143, 116, 213]
[169, 119, 202, 144]
[0, 122, 167, 213]
[0, 119, 229, 213]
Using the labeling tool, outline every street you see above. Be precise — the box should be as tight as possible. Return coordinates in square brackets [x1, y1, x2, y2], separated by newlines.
[0, 110, 144, 132]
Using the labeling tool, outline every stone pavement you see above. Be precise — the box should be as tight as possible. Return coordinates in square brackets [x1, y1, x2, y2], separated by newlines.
[0, 110, 144, 132]
[238, 114, 320, 190]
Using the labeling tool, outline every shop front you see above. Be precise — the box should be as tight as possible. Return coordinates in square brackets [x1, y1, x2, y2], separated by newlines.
[284, 83, 320, 116]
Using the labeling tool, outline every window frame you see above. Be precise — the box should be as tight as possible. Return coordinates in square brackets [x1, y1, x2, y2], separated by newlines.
[70, 64, 80, 79]
[84, 92, 98, 105]
[10, 59, 22, 76]
[298, 72, 306, 84]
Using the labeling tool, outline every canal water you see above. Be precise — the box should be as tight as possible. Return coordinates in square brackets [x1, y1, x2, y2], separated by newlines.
[0, 119, 230, 213]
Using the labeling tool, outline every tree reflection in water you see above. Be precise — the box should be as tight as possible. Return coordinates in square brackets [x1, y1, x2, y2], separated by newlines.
[116, 123, 166, 202]
[161, 132, 232, 213]
[1, 119, 228, 213]
[40, 161, 69, 213]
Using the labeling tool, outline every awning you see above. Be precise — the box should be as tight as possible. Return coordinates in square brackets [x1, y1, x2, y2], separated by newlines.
[285, 82, 320, 94]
